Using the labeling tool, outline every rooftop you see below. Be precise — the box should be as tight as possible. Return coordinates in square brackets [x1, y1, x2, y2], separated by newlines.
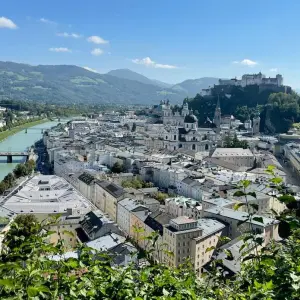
[171, 216, 197, 225]
[3, 175, 92, 214]
[203, 197, 235, 207]
[204, 207, 278, 227]
[96, 180, 125, 198]
[196, 218, 225, 239]
[212, 148, 254, 157]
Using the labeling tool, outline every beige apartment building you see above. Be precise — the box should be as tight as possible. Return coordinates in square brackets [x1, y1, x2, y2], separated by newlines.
[94, 180, 126, 221]
[163, 216, 224, 276]
[211, 148, 255, 168]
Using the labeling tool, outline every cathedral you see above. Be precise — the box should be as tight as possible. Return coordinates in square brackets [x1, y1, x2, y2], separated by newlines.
[161, 100, 217, 152]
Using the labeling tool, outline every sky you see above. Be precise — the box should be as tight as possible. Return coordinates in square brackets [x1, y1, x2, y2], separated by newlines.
[1, 0, 300, 87]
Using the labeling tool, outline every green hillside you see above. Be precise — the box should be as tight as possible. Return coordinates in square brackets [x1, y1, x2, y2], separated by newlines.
[0, 62, 187, 104]
[188, 85, 296, 133]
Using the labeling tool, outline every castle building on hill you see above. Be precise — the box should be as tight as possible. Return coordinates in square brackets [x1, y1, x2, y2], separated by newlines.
[218, 72, 283, 88]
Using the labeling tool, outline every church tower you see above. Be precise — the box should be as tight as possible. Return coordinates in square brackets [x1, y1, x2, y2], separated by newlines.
[182, 99, 189, 117]
[252, 105, 260, 135]
[214, 96, 221, 134]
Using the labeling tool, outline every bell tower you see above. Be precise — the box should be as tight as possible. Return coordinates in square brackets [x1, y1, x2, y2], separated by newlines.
[252, 105, 260, 135]
[214, 96, 221, 134]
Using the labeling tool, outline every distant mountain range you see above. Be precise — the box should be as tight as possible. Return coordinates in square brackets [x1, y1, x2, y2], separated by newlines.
[0, 61, 219, 105]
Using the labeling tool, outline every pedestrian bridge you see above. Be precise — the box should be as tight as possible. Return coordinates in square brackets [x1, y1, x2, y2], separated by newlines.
[0, 151, 29, 163]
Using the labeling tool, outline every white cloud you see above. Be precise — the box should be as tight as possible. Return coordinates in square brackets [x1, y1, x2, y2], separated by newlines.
[91, 48, 103, 56]
[132, 57, 178, 69]
[232, 59, 258, 67]
[49, 47, 71, 53]
[40, 18, 57, 25]
[87, 35, 109, 44]
[57, 32, 81, 38]
[269, 68, 278, 72]
[0, 17, 18, 29]
[83, 66, 99, 73]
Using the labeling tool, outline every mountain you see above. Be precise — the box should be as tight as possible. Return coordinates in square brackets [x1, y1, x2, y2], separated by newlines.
[0, 61, 218, 105]
[171, 78, 220, 97]
[0, 62, 185, 105]
[107, 69, 172, 88]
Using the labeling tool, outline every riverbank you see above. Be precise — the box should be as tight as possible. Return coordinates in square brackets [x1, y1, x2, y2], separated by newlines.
[0, 119, 48, 142]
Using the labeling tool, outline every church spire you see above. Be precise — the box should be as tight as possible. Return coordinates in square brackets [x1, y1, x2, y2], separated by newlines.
[214, 94, 221, 134]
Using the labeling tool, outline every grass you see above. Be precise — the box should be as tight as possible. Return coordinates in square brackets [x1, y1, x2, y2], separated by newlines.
[70, 76, 98, 84]
[0, 119, 48, 142]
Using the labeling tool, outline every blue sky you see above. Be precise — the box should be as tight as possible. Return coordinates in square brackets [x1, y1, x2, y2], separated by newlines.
[1, 0, 300, 87]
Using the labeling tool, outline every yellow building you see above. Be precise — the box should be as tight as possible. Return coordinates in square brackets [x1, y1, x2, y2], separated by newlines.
[163, 216, 224, 276]
[95, 180, 126, 221]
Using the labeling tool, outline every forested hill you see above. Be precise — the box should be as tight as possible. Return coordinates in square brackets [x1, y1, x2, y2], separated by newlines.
[0, 61, 186, 104]
[0, 61, 219, 105]
[188, 85, 298, 133]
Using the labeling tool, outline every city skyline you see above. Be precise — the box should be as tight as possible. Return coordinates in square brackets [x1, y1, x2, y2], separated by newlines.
[1, 0, 300, 87]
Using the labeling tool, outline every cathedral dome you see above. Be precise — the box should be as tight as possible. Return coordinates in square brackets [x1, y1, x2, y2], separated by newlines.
[184, 114, 198, 123]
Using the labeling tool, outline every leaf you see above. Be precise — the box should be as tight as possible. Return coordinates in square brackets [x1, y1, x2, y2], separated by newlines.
[224, 249, 234, 261]
[247, 192, 257, 199]
[205, 246, 215, 253]
[233, 202, 245, 211]
[264, 280, 273, 290]
[254, 280, 261, 289]
[241, 180, 251, 188]
[36, 285, 51, 293]
[27, 286, 39, 297]
[0, 279, 14, 288]
[249, 203, 259, 211]
[62, 230, 74, 237]
[242, 254, 257, 262]
[233, 191, 246, 197]
[278, 195, 296, 204]
[270, 177, 282, 184]
[252, 217, 264, 224]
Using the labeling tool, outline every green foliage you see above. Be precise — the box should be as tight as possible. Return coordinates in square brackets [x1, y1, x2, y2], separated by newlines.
[0, 160, 35, 195]
[0, 61, 187, 104]
[223, 134, 248, 149]
[121, 178, 153, 189]
[0, 171, 300, 299]
[111, 161, 124, 173]
[152, 192, 169, 204]
[188, 86, 298, 133]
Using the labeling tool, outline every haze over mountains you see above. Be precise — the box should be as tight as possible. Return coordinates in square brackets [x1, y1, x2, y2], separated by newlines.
[0, 61, 218, 105]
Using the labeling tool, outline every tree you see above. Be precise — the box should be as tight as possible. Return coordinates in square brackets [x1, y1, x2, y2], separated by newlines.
[153, 191, 169, 204]
[111, 161, 123, 173]
[0, 181, 8, 194]
[131, 122, 137, 132]
[25, 159, 36, 173]
[13, 163, 28, 178]
[3, 172, 15, 187]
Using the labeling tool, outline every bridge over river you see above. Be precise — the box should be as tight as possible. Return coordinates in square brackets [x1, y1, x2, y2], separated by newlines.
[0, 151, 30, 163]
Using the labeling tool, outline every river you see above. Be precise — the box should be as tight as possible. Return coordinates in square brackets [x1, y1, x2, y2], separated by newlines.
[0, 120, 65, 180]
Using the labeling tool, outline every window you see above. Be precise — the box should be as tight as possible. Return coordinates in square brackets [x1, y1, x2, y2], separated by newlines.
[192, 144, 196, 150]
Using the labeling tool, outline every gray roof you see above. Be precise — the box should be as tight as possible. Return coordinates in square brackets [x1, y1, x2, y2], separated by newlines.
[96, 180, 125, 198]
[196, 218, 225, 238]
[182, 177, 196, 185]
[203, 197, 235, 207]
[118, 198, 146, 212]
[78, 172, 95, 185]
[86, 233, 126, 251]
[204, 207, 278, 227]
